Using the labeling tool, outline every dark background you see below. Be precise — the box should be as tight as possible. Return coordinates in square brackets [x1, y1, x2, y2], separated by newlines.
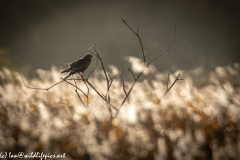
[1, 0, 240, 74]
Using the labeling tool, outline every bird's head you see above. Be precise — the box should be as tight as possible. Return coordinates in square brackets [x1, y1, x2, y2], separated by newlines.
[85, 54, 93, 59]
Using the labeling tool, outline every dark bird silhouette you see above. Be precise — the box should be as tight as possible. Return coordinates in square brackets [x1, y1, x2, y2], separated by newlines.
[61, 54, 93, 80]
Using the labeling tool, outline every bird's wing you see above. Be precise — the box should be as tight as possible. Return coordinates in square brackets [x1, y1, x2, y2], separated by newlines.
[68, 58, 85, 72]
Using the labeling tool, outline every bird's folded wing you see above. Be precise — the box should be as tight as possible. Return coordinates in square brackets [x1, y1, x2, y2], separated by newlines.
[69, 66, 84, 72]
[68, 58, 85, 72]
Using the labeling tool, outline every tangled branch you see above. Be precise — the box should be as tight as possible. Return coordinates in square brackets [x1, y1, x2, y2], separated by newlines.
[21, 18, 182, 121]
[113, 19, 181, 118]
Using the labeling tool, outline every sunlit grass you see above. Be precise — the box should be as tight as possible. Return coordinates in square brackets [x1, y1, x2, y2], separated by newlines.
[0, 63, 240, 160]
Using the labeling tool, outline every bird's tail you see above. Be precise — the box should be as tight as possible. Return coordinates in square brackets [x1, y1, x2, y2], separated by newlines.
[61, 69, 68, 73]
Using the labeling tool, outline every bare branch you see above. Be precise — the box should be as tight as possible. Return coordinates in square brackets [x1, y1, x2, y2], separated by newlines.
[92, 46, 110, 104]
[92, 45, 119, 118]
[167, 73, 183, 91]
[113, 71, 144, 118]
[147, 53, 166, 65]
[121, 18, 138, 36]
[84, 79, 106, 101]
[111, 72, 122, 79]
[79, 74, 90, 106]
[145, 52, 150, 58]
[108, 101, 113, 121]
[109, 72, 121, 88]
[148, 21, 177, 65]
[108, 73, 112, 81]
[167, 73, 170, 90]
[114, 20, 178, 119]
[65, 78, 83, 81]
[60, 78, 87, 97]
[121, 18, 146, 63]
[108, 73, 112, 78]
[122, 79, 129, 103]
[89, 44, 121, 120]
[21, 75, 64, 91]
[70, 75, 86, 106]
[20, 71, 88, 107]
[127, 66, 136, 80]
[160, 73, 183, 99]
[72, 75, 78, 89]
[21, 74, 88, 106]
[87, 66, 102, 80]
[92, 45, 110, 89]
[84, 48, 121, 117]
[121, 71, 143, 105]
[22, 19, 179, 122]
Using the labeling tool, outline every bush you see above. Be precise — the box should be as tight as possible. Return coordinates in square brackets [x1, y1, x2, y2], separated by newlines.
[0, 64, 240, 160]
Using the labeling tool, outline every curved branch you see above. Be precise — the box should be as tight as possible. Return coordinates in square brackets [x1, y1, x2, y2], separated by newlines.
[160, 73, 183, 99]
[148, 21, 177, 65]
[121, 18, 146, 63]
[21, 75, 64, 91]
[114, 20, 178, 119]
[71, 75, 86, 106]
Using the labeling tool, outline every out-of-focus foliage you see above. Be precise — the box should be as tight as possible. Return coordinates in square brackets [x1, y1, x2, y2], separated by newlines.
[0, 64, 240, 160]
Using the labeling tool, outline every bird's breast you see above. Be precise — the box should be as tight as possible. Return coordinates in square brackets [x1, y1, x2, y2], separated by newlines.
[85, 59, 91, 67]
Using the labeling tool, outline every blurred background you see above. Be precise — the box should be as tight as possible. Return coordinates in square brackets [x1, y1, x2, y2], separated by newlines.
[0, 0, 240, 75]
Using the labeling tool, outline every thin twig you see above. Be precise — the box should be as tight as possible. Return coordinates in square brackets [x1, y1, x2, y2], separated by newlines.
[65, 78, 83, 81]
[84, 79, 105, 100]
[167, 73, 170, 90]
[71, 75, 86, 107]
[160, 73, 183, 99]
[88, 46, 111, 98]
[114, 20, 178, 119]
[21, 75, 64, 91]
[72, 75, 78, 89]
[79, 68, 118, 112]
[88, 44, 118, 120]
[109, 72, 121, 89]
[108, 101, 113, 121]
[148, 21, 177, 65]
[127, 66, 136, 80]
[21, 74, 88, 105]
[22, 19, 180, 121]
[87, 66, 102, 80]
[121, 71, 143, 105]
[122, 79, 129, 103]
[93, 44, 110, 85]
[145, 52, 150, 58]
[121, 18, 146, 63]
[60, 78, 87, 97]
[79, 73, 90, 106]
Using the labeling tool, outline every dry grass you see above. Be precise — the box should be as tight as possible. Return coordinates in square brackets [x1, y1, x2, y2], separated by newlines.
[0, 63, 240, 160]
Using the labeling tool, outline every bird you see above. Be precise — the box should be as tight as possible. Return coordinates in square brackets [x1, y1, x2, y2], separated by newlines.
[61, 54, 93, 80]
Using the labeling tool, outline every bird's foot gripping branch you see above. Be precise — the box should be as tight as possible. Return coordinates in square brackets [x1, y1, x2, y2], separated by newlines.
[21, 19, 183, 121]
